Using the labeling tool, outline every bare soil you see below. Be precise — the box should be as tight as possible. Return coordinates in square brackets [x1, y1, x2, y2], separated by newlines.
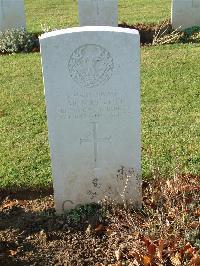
[0, 175, 199, 266]
[119, 20, 172, 45]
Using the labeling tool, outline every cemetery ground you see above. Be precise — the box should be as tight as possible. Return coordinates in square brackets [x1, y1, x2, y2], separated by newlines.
[0, 175, 199, 266]
[0, 0, 200, 265]
[1, 45, 199, 266]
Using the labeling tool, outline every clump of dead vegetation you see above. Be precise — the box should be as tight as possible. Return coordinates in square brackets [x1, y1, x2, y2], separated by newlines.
[96, 174, 200, 265]
[0, 175, 199, 265]
[152, 22, 200, 45]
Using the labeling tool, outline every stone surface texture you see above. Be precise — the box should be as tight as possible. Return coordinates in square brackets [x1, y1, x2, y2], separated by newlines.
[171, 0, 200, 30]
[78, 0, 118, 26]
[40, 26, 141, 213]
[0, 0, 25, 32]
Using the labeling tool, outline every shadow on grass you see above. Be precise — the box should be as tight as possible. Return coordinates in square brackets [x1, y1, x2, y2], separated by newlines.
[0, 186, 53, 200]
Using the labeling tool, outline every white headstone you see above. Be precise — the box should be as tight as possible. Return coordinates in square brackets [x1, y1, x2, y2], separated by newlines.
[39, 26, 141, 213]
[172, 0, 200, 30]
[78, 0, 118, 26]
[0, 0, 25, 32]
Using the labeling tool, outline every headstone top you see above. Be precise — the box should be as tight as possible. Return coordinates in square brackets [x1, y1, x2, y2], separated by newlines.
[172, 0, 200, 30]
[40, 26, 138, 40]
[0, 0, 25, 32]
[78, 0, 118, 26]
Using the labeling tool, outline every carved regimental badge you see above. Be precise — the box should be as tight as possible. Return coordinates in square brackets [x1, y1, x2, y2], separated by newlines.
[68, 44, 114, 88]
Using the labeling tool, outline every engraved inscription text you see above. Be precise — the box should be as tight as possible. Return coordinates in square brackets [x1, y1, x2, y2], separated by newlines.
[57, 89, 129, 121]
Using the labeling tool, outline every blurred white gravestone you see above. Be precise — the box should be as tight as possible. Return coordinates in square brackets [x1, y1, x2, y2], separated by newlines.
[172, 0, 200, 30]
[40, 26, 141, 213]
[0, 0, 25, 32]
[78, 0, 118, 26]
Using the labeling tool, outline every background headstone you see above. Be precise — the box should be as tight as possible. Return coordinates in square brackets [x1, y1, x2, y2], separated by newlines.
[78, 0, 118, 26]
[40, 26, 141, 213]
[0, 0, 25, 32]
[171, 0, 200, 30]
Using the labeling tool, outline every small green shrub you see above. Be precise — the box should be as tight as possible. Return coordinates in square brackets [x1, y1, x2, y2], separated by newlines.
[0, 28, 39, 54]
[63, 202, 105, 225]
[181, 26, 200, 43]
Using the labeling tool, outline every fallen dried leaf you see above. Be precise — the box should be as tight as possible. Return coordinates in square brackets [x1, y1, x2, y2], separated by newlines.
[10, 250, 17, 256]
[130, 259, 140, 266]
[95, 224, 106, 233]
[112, 263, 122, 266]
[194, 208, 200, 217]
[187, 247, 195, 255]
[2, 199, 26, 209]
[106, 227, 114, 235]
[180, 242, 192, 254]
[181, 185, 200, 191]
[170, 252, 182, 266]
[157, 239, 164, 260]
[148, 242, 156, 258]
[189, 255, 200, 266]
[189, 221, 200, 229]
[131, 231, 140, 239]
[143, 255, 151, 266]
[128, 249, 142, 263]
[143, 237, 151, 247]
[2, 200, 18, 209]
[85, 224, 92, 236]
[115, 249, 121, 261]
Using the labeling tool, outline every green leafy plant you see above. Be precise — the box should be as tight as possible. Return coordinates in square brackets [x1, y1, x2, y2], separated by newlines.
[0, 28, 39, 54]
[63, 202, 104, 225]
[185, 228, 200, 247]
[181, 26, 200, 43]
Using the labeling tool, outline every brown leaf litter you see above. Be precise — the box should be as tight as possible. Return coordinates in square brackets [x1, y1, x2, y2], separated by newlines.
[0, 174, 199, 265]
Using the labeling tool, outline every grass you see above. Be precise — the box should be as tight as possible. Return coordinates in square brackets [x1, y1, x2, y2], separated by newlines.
[142, 44, 200, 177]
[0, 53, 51, 188]
[0, 0, 199, 189]
[25, 0, 171, 32]
[0, 44, 199, 189]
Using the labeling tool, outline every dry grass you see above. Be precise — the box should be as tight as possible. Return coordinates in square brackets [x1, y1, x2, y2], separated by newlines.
[152, 21, 183, 45]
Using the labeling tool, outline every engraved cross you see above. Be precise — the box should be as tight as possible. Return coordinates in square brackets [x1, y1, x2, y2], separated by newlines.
[80, 122, 111, 168]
